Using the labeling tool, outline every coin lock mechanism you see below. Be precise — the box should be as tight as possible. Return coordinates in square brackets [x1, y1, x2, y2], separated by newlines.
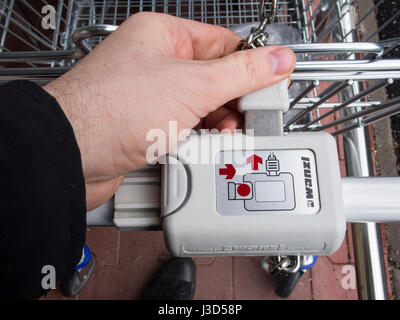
[162, 40, 345, 257]
[161, 132, 346, 257]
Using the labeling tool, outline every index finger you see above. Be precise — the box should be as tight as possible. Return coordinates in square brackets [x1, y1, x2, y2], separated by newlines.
[144, 13, 242, 60]
[178, 18, 242, 60]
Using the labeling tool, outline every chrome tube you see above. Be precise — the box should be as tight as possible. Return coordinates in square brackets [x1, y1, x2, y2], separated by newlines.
[351, 222, 388, 300]
[295, 59, 400, 72]
[4, 60, 400, 83]
[0, 50, 80, 62]
[286, 42, 384, 58]
[334, 0, 388, 300]
[343, 177, 400, 222]
[291, 71, 400, 81]
[72, 24, 118, 54]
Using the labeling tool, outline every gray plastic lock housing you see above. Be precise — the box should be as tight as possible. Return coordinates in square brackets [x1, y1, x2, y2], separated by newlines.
[162, 132, 346, 257]
[238, 80, 290, 112]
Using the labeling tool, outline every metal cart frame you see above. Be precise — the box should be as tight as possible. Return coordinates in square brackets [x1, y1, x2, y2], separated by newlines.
[2, 0, 400, 299]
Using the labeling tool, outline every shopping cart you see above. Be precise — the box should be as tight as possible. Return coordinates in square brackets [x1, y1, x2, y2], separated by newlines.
[2, 0, 400, 299]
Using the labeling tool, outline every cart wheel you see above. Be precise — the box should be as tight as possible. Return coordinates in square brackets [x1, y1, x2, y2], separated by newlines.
[275, 270, 304, 298]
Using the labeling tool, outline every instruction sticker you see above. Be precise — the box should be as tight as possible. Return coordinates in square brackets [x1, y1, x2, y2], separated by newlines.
[215, 149, 320, 216]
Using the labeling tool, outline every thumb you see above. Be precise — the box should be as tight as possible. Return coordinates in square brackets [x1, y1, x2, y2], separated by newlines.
[201, 45, 296, 108]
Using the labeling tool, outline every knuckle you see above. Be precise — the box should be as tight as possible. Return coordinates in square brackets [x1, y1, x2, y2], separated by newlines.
[132, 11, 153, 19]
[129, 11, 159, 24]
[234, 50, 265, 86]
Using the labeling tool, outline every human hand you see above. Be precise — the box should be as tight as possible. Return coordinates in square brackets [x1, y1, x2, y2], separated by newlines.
[44, 12, 296, 210]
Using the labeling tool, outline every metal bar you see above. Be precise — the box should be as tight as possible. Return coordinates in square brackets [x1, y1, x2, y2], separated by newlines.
[333, 101, 400, 136]
[6, 7, 57, 49]
[314, 96, 400, 132]
[335, 0, 388, 299]
[342, 177, 400, 223]
[298, 0, 310, 42]
[341, 0, 384, 41]
[365, 9, 400, 43]
[3, 63, 400, 83]
[245, 110, 283, 136]
[285, 42, 384, 57]
[313, 0, 337, 40]
[318, 81, 344, 98]
[292, 101, 380, 109]
[62, 0, 74, 51]
[286, 80, 351, 128]
[0, 50, 79, 62]
[302, 79, 391, 129]
[291, 71, 400, 81]
[382, 41, 400, 57]
[0, 27, 41, 51]
[306, 0, 317, 43]
[4, 69, 398, 86]
[362, 103, 400, 127]
[0, 0, 14, 51]
[127, 0, 131, 18]
[0, 66, 70, 80]
[289, 80, 319, 109]
[295, 59, 400, 71]
[317, 0, 357, 43]
[351, 222, 388, 300]
[72, 24, 118, 54]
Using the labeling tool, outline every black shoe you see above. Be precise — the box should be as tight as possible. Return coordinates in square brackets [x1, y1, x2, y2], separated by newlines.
[141, 258, 196, 300]
[60, 245, 96, 297]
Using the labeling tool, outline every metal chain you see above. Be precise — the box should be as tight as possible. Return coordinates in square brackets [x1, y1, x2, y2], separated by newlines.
[237, 0, 277, 50]
[263, 255, 301, 276]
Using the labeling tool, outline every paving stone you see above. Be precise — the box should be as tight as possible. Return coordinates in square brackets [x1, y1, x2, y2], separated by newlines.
[194, 257, 218, 265]
[329, 237, 350, 264]
[232, 257, 312, 300]
[79, 255, 171, 300]
[367, 125, 376, 152]
[85, 227, 120, 266]
[380, 224, 393, 299]
[119, 231, 170, 265]
[194, 257, 233, 300]
[311, 256, 358, 300]
[41, 288, 77, 300]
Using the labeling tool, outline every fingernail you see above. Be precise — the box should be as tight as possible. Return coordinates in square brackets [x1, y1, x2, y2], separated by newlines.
[269, 47, 295, 75]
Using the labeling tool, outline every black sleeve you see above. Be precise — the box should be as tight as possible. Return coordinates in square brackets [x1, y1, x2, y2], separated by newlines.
[0, 80, 86, 299]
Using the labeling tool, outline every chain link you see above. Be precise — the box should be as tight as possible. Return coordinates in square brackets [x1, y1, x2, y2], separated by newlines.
[264, 255, 301, 276]
[237, 0, 277, 50]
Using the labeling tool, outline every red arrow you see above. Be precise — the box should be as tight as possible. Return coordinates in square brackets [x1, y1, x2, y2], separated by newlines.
[247, 154, 263, 170]
[219, 164, 236, 179]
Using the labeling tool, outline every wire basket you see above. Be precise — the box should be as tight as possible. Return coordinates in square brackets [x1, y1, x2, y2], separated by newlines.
[1, 0, 400, 136]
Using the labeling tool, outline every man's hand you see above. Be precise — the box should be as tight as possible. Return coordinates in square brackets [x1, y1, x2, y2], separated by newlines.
[44, 12, 296, 210]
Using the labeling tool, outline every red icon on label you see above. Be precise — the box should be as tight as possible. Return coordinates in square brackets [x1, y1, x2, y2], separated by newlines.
[219, 164, 236, 179]
[237, 184, 251, 197]
[247, 154, 263, 170]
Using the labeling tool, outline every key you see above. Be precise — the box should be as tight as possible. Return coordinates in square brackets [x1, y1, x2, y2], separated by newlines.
[237, 0, 290, 136]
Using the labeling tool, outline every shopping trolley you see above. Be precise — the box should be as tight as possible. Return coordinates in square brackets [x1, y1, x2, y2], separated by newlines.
[2, 0, 400, 299]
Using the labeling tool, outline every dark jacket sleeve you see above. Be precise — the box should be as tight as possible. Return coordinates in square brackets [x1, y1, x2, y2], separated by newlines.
[0, 80, 86, 299]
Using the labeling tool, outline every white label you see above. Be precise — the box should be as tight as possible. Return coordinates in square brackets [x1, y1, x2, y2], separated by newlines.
[215, 149, 320, 216]
[255, 181, 286, 202]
